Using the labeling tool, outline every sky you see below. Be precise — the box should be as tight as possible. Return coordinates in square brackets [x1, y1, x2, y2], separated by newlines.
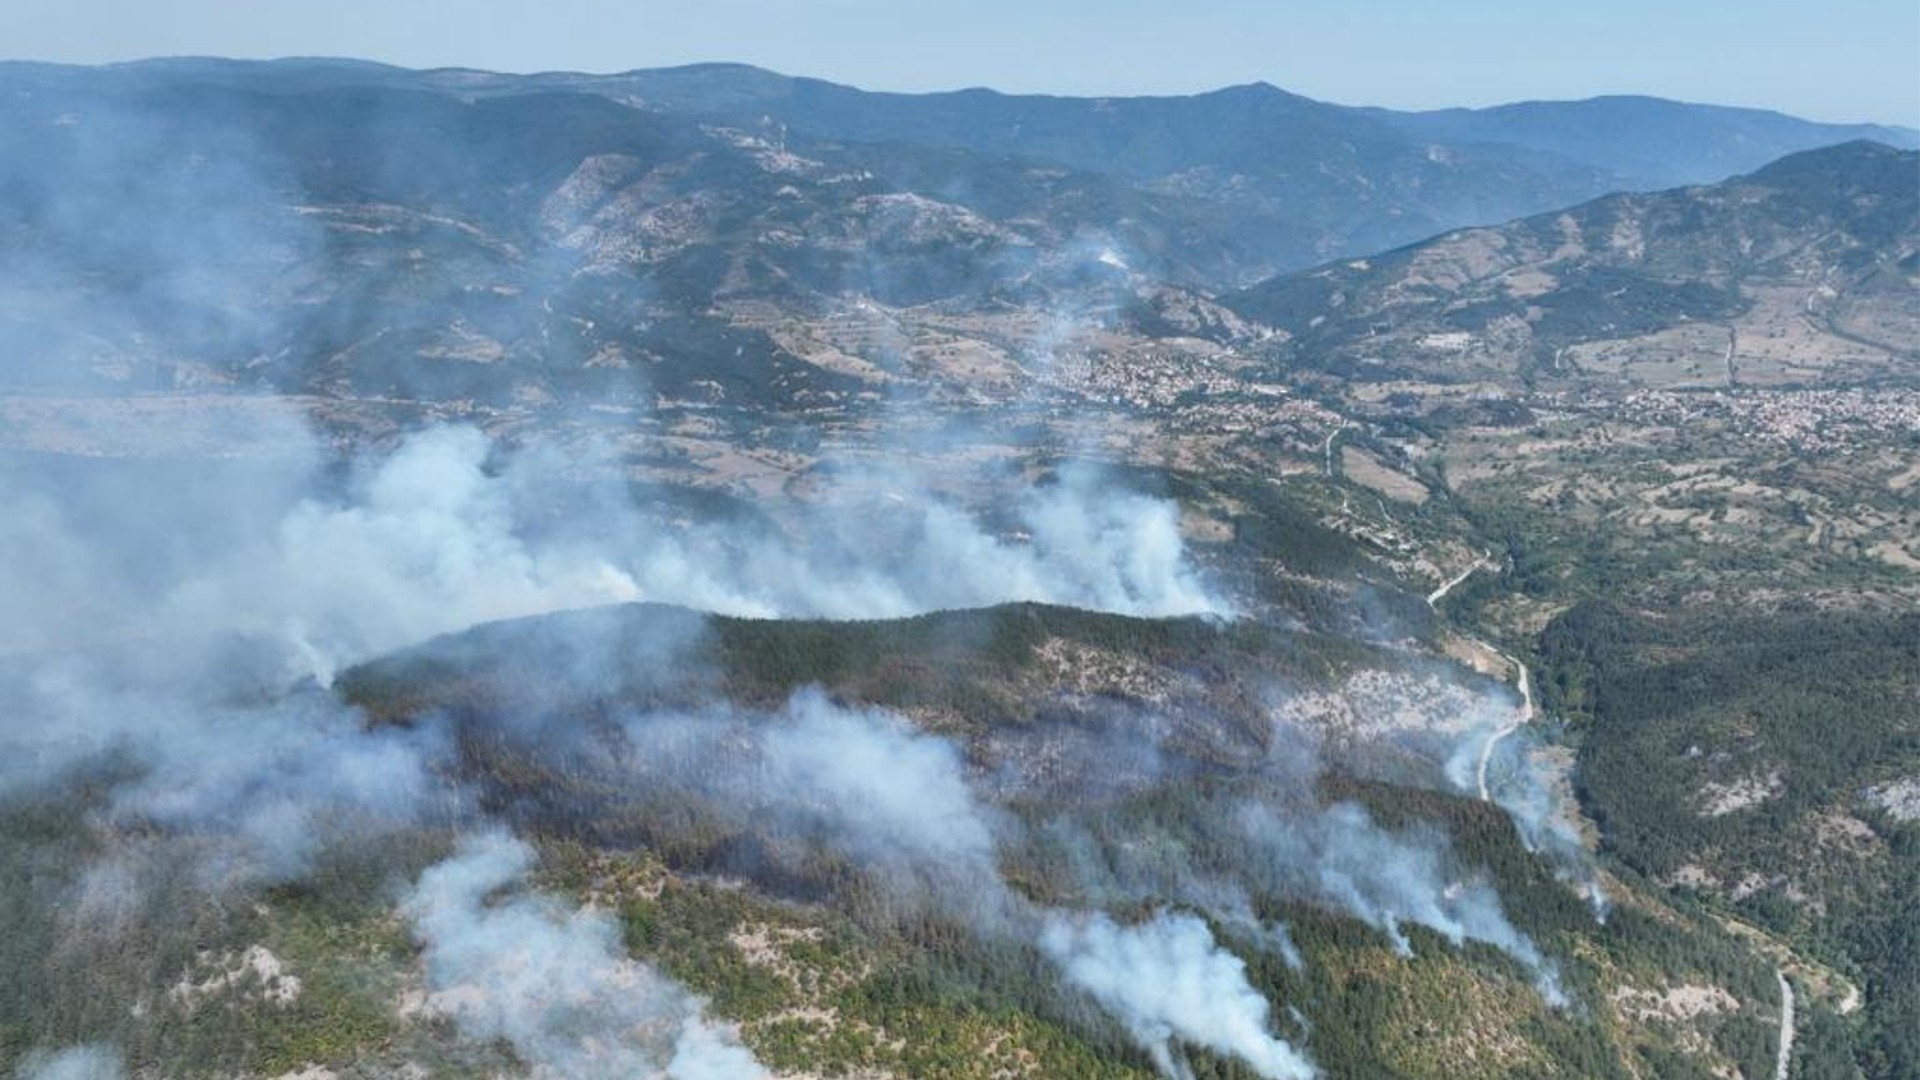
[5, 0, 1918, 126]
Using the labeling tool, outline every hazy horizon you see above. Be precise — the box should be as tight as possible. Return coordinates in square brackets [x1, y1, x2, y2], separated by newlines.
[9, 51, 1920, 133]
[5, 0, 1917, 127]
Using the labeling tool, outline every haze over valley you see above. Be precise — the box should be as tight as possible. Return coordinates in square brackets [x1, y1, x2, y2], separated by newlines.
[1, 36, 1916, 1080]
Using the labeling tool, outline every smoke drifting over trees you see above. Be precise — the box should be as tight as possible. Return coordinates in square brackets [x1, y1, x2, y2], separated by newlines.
[0, 427, 1570, 1075]
[0, 68, 1617, 1080]
[1042, 910, 1318, 1080]
[405, 832, 767, 1080]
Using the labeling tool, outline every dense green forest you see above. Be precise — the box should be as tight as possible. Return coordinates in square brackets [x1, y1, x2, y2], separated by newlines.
[1538, 602, 1920, 1078]
[0, 598, 1810, 1080]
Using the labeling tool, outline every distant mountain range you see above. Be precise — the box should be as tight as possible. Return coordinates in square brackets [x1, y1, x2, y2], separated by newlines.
[0, 58, 1912, 411]
[2, 60, 1919, 1080]
[6, 58, 1913, 282]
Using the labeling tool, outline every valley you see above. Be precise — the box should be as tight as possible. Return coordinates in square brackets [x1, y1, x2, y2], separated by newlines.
[0, 56, 1914, 1080]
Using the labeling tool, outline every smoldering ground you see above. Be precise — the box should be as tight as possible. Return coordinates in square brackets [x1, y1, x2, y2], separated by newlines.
[1261, 659, 1610, 928]
[10, 1046, 123, 1080]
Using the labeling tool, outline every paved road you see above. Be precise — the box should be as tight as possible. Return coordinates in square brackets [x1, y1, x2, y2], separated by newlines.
[1476, 653, 1533, 803]
[1420, 558, 1533, 803]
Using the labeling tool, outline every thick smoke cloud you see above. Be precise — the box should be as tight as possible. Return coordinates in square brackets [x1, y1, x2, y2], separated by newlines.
[111, 698, 453, 885]
[3, 418, 1223, 687]
[759, 690, 1001, 865]
[0, 400, 1222, 865]
[2, 644, 457, 889]
[0, 71, 1589, 1079]
[404, 831, 766, 1080]
[1042, 911, 1316, 1080]
[0, 428, 470, 877]
[0, 396, 1233, 1066]
[802, 460, 1220, 619]
[188, 425, 649, 686]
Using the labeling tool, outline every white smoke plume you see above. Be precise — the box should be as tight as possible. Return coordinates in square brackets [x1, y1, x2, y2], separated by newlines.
[759, 690, 1002, 866]
[112, 698, 454, 885]
[1042, 910, 1317, 1080]
[1239, 800, 1566, 1004]
[404, 831, 767, 1080]
[1273, 922, 1305, 971]
[1447, 714, 1610, 924]
[614, 693, 1321, 1080]
[987, 713, 1564, 1004]
[0, 607, 457, 883]
[0, 419, 640, 690]
[9, 1046, 122, 1080]
[183, 425, 649, 686]
[3, 414, 1224, 698]
[0, 404, 1223, 873]
[0, 69, 1593, 1079]
[597, 457, 1226, 623]
[612, 689, 1020, 927]
[0, 401, 1232, 1061]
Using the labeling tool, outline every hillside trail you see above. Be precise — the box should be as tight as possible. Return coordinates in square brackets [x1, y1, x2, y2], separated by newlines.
[1426, 557, 1488, 607]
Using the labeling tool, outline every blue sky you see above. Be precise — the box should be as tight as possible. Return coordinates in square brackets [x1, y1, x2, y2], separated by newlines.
[7, 0, 1919, 125]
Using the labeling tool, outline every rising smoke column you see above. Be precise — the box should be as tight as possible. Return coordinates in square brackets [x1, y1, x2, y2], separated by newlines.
[106, 693, 455, 885]
[1042, 910, 1317, 1080]
[988, 715, 1566, 1005]
[1239, 800, 1566, 1005]
[759, 689, 1005, 864]
[403, 831, 767, 1080]
[1, 409, 1227, 800]
[170, 423, 1224, 677]
[600, 455, 1229, 622]
[611, 691, 1315, 1080]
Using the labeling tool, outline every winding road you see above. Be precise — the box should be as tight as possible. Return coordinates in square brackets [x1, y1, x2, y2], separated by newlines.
[1323, 422, 1351, 478]
[1429, 558, 1801, 1072]
[1475, 653, 1533, 803]
[1421, 557, 1531, 802]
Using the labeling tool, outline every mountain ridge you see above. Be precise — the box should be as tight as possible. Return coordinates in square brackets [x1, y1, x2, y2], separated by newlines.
[19, 56, 1914, 132]
[1225, 139, 1920, 386]
[8, 56, 1910, 279]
